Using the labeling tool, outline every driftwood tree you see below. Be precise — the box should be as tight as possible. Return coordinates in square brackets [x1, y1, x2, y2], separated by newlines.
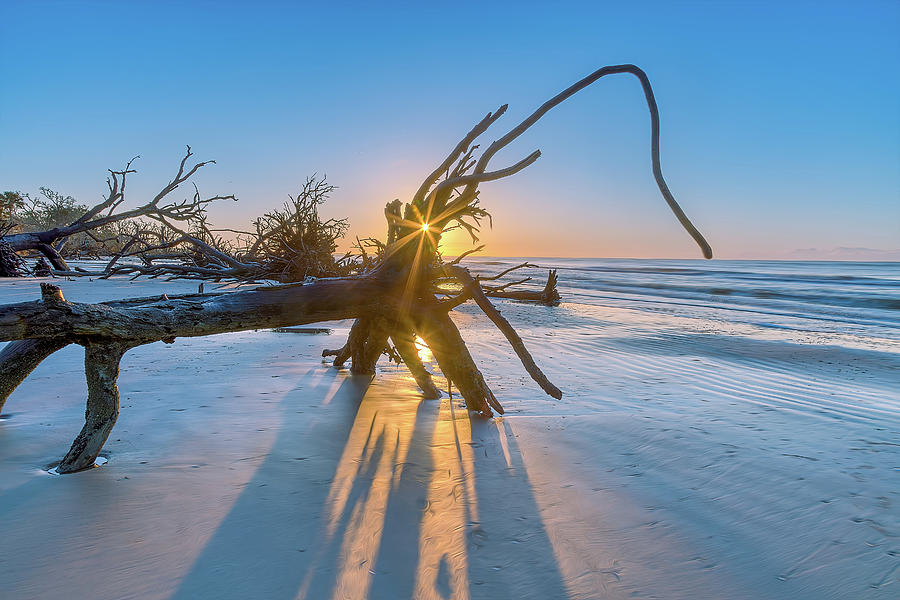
[0, 148, 235, 271]
[43, 174, 361, 283]
[0, 64, 712, 473]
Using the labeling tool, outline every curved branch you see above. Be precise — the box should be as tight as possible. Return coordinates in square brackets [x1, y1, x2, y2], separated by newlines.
[411, 105, 508, 207]
[466, 64, 713, 258]
[429, 150, 541, 223]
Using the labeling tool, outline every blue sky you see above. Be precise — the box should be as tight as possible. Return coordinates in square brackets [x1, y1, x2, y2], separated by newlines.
[2, 1, 898, 259]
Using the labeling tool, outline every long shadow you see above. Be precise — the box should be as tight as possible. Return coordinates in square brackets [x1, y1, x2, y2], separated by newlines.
[465, 415, 571, 599]
[170, 367, 372, 600]
[4, 361, 571, 600]
[171, 372, 569, 600]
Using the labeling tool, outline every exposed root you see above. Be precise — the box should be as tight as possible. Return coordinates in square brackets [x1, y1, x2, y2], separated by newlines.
[389, 328, 442, 399]
[414, 304, 504, 416]
[352, 316, 391, 376]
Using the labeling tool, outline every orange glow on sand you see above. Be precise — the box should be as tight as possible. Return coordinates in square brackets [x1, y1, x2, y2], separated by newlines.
[296, 374, 478, 600]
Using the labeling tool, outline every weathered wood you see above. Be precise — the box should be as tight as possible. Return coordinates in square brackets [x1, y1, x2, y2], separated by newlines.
[0, 277, 390, 344]
[352, 316, 391, 376]
[485, 269, 561, 305]
[324, 316, 443, 398]
[323, 317, 369, 368]
[415, 304, 504, 416]
[389, 329, 442, 399]
[0, 277, 395, 472]
[56, 341, 131, 473]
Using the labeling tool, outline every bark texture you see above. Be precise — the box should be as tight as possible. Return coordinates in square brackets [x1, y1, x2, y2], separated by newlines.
[56, 341, 130, 473]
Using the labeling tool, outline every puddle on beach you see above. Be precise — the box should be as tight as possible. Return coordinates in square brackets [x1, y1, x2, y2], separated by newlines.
[44, 455, 109, 475]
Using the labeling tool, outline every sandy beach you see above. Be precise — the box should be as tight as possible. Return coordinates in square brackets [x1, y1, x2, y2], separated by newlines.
[0, 260, 897, 599]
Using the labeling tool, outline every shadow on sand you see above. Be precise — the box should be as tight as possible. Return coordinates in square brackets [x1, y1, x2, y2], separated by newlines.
[170, 367, 569, 599]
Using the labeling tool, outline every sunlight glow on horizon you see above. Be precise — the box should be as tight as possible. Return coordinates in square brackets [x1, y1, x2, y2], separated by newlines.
[1, 2, 897, 260]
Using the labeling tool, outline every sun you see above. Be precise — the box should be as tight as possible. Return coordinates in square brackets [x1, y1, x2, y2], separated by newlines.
[421, 222, 429, 232]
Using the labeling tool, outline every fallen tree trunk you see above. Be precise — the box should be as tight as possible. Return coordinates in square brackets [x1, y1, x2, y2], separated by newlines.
[0, 278, 387, 472]
[0, 271, 520, 471]
[0, 281, 386, 343]
[3, 233, 70, 270]
[0, 63, 713, 473]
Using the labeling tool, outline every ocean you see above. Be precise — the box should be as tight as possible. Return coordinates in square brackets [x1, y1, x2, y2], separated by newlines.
[467, 257, 900, 350]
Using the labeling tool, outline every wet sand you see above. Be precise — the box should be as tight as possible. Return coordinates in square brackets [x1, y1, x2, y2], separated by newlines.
[0, 275, 897, 599]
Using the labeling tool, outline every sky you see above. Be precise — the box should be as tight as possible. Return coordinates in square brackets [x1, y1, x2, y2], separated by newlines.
[1, 0, 898, 260]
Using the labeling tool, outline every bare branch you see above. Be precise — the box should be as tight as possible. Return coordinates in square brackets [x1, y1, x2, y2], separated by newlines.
[411, 106, 508, 208]
[444, 265, 562, 400]
[465, 64, 712, 258]
[475, 262, 532, 282]
[444, 244, 485, 267]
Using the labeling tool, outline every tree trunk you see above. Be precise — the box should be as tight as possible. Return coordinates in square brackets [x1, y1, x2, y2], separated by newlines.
[0, 278, 390, 344]
[56, 341, 130, 473]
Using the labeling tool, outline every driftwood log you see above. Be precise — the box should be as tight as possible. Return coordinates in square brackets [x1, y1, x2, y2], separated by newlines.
[0, 64, 712, 473]
[486, 269, 561, 306]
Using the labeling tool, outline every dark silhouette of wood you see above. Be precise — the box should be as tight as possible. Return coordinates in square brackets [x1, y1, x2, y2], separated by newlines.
[0, 237, 26, 277]
[446, 265, 562, 400]
[484, 270, 561, 305]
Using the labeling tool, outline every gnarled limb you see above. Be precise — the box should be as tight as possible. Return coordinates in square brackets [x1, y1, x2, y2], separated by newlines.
[57, 340, 132, 474]
[417, 65, 711, 260]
